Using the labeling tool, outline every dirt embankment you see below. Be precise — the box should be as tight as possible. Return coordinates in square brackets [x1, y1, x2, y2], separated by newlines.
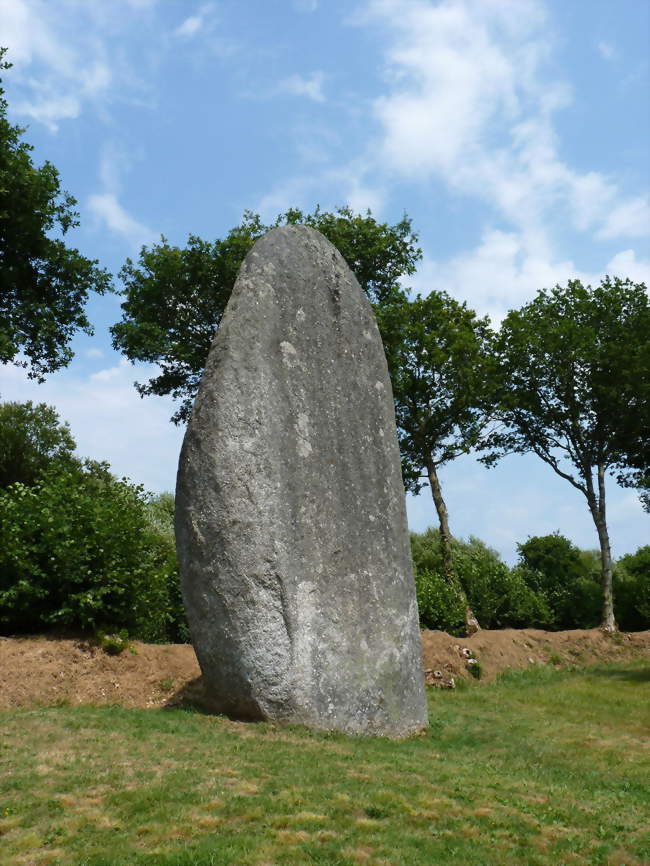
[1, 628, 648, 711]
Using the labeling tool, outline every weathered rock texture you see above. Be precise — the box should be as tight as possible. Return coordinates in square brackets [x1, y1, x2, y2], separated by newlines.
[175, 225, 427, 737]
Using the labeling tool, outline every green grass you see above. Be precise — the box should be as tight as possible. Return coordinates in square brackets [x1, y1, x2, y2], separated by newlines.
[1, 663, 648, 865]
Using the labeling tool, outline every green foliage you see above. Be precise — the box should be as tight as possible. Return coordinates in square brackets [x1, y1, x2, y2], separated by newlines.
[484, 277, 649, 629]
[111, 206, 420, 423]
[486, 277, 650, 481]
[379, 291, 495, 492]
[516, 533, 601, 630]
[95, 629, 130, 655]
[144, 492, 190, 643]
[410, 529, 549, 633]
[0, 462, 180, 641]
[0, 49, 110, 379]
[614, 546, 650, 631]
[414, 568, 467, 634]
[0, 401, 77, 487]
[454, 537, 551, 629]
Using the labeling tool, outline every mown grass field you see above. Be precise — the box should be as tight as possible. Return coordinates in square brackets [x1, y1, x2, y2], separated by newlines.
[1, 663, 648, 866]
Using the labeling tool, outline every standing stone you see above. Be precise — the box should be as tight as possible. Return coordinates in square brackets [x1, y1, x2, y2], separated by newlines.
[175, 225, 427, 737]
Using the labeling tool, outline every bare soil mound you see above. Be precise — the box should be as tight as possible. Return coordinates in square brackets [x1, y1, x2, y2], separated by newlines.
[1, 628, 648, 711]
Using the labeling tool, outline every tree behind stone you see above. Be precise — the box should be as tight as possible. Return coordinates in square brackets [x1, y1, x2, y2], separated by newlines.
[379, 291, 496, 633]
[111, 207, 421, 424]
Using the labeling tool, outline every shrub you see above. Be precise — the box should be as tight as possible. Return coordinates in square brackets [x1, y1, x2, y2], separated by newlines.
[455, 537, 551, 629]
[144, 492, 190, 643]
[0, 462, 176, 641]
[414, 568, 467, 634]
[516, 533, 601, 630]
[410, 529, 550, 632]
[0, 401, 76, 488]
[614, 546, 650, 631]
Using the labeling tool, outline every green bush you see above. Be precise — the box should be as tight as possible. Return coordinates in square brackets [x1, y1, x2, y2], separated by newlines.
[0, 462, 180, 641]
[414, 568, 467, 634]
[516, 533, 601, 630]
[410, 529, 549, 632]
[144, 492, 190, 643]
[455, 537, 551, 629]
[0, 401, 77, 488]
[614, 546, 650, 631]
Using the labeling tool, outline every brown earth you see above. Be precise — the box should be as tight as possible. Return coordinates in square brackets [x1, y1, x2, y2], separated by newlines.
[1, 628, 648, 711]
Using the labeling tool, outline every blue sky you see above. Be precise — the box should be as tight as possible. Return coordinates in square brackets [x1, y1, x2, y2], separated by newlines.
[1, 0, 648, 563]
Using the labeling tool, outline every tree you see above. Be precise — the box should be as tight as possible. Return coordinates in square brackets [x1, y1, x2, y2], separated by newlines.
[484, 277, 650, 631]
[111, 207, 420, 423]
[614, 545, 650, 631]
[516, 533, 601, 630]
[0, 49, 110, 380]
[379, 291, 496, 633]
[0, 461, 176, 639]
[0, 400, 76, 488]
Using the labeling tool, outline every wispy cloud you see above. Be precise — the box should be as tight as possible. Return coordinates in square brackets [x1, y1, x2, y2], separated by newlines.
[88, 192, 155, 250]
[0, 0, 159, 130]
[597, 40, 616, 61]
[175, 3, 214, 38]
[0, 359, 184, 493]
[278, 71, 326, 102]
[293, 0, 319, 11]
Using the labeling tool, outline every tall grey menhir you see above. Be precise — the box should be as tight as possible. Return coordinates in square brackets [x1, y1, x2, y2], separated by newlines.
[175, 225, 427, 737]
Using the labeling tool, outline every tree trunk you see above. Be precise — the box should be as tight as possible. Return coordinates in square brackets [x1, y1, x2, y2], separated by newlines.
[595, 463, 616, 631]
[425, 458, 480, 635]
[586, 462, 617, 632]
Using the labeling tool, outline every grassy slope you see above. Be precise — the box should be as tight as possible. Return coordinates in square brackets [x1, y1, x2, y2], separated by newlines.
[1, 663, 648, 866]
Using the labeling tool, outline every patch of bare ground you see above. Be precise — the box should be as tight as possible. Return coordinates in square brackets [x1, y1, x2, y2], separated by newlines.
[0, 627, 648, 710]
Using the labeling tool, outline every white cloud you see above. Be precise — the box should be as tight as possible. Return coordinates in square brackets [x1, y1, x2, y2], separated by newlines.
[278, 71, 326, 102]
[597, 197, 650, 240]
[597, 40, 616, 61]
[411, 228, 650, 323]
[84, 348, 105, 360]
[0, 0, 152, 129]
[88, 192, 155, 250]
[411, 227, 589, 322]
[361, 0, 648, 242]
[176, 14, 203, 37]
[0, 357, 184, 493]
[604, 249, 650, 285]
[293, 0, 318, 11]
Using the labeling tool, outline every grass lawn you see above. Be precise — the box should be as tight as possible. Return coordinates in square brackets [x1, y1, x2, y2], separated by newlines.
[1, 663, 648, 865]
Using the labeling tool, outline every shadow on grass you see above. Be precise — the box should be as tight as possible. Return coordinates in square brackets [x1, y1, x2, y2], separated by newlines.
[583, 665, 650, 684]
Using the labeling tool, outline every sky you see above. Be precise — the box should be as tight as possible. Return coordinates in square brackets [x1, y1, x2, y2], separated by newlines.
[0, 0, 648, 564]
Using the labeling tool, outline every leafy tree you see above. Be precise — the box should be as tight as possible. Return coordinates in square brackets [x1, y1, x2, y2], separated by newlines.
[0, 402, 189, 642]
[614, 545, 650, 631]
[484, 277, 650, 631]
[0, 400, 76, 487]
[380, 291, 496, 632]
[0, 461, 177, 639]
[0, 49, 111, 379]
[111, 207, 420, 423]
[145, 491, 189, 642]
[410, 529, 549, 633]
[516, 533, 601, 630]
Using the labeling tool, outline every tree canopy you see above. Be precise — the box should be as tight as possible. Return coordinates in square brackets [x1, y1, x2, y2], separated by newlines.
[111, 207, 421, 423]
[484, 276, 650, 630]
[0, 49, 110, 380]
[0, 401, 77, 488]
[379, 290, 495, 632]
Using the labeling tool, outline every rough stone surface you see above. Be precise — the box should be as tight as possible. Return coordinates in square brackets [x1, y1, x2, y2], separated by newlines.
[175, 225, 427, 737]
